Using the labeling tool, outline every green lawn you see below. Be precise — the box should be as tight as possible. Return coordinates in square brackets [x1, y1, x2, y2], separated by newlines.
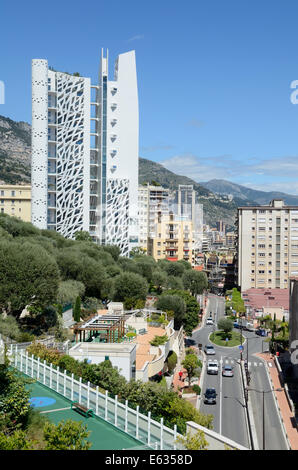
[209, 330, 244, 347]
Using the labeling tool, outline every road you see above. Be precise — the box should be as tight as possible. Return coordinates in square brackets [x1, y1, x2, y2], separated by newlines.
[190, 293, 288, 450]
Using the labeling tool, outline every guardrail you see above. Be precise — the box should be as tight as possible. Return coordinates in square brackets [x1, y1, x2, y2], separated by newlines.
[12, 347, 182, 450]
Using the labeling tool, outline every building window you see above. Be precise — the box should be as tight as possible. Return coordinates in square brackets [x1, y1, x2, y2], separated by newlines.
[11, 191, 15, 197]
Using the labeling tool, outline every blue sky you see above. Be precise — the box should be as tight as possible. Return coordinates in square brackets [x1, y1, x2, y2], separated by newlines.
[1, 0, 298, 193]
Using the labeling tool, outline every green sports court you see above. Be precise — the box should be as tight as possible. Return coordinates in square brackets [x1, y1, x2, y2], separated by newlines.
[27, 380, 147, 450]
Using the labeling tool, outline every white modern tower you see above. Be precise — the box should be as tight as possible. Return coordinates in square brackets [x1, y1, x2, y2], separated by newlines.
[31, 50, 139, 256]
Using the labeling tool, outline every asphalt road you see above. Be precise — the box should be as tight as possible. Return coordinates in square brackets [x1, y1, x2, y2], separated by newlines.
[190, 294, 288, 450]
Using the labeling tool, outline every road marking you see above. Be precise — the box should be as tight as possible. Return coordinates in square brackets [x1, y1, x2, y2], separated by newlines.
[268, 362, 272, 367]
[259, 363, 263, 367]
[219, 355, 223, 435]
[254, 362, 258, 367]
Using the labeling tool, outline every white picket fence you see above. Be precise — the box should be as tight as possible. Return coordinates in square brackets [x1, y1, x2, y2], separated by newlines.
[12, 347, 182, 450]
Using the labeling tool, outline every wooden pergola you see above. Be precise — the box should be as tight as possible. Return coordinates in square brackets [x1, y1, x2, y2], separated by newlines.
[73, 313, 126, 344]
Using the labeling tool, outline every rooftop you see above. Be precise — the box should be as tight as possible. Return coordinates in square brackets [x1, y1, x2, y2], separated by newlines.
[134, 326, 166, 370]
[242, 288, 289, 310]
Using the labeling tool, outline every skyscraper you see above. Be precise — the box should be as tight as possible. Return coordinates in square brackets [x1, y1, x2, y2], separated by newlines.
[31, 50, 139, 256]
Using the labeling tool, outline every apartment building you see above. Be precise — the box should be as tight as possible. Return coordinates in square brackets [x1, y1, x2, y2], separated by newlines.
[174, 185, 203, 251]
[237, 199, 298, 291]
[31, 50, 139, 256]
[147, 212, 194, 263]
[0, 184, 31, 221]
[138, 184, 171, 252]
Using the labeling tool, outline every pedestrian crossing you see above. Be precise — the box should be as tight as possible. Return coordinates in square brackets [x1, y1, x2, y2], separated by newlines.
[219, 359, 264, 369]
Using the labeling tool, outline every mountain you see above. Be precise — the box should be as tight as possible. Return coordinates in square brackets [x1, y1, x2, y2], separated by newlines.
[3, 113, 289, 229]
[139, 158, 250, 228]
[200, 179, 298, 206]
[0, 115, 31, 184]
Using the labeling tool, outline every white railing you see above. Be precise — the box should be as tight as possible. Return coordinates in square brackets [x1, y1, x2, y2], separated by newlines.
[12, 348, 182, 450]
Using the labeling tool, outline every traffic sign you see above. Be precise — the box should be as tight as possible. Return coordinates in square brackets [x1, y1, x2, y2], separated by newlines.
[239, 345, 243, 351]
[225, 338, 229, 342]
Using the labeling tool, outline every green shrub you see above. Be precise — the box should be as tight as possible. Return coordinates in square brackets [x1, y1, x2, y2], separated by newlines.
[192, 384, 201, 395]
[126, 332, 136, 338]
[150, 334, 169, 347]
[167, 351, 177, 374]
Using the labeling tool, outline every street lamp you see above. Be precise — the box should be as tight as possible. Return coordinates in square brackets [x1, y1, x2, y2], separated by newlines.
[246, 387, 283, 450]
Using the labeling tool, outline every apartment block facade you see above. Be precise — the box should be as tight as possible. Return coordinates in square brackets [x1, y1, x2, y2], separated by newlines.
[138, 184, 171, 252]
[237, 199, 298, 291]
[147, 212, 194, 263]
[31, 50, 139, 256]
[0, 185, 31, 221]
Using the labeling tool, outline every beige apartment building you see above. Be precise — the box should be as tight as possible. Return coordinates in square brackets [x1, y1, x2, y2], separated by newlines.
[0, 184, 31, 222]
[237, 199, 298, 291]
[148, 212, 194, 263]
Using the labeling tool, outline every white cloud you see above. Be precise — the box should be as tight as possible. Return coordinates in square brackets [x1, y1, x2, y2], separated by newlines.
[127, 34, 144, 42]
[187, 119, 205, 129]
[160, 153, 298, 194]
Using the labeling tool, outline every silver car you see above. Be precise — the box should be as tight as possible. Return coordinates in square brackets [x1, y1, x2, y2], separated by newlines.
[222, 365, 234, 377]
[204, 344, 216, 355]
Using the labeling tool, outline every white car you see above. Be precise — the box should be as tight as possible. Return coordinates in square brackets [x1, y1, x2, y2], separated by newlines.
[204, 344, 216, 355]
[206, 318, 213, 325]
[207, 360, 219, 375]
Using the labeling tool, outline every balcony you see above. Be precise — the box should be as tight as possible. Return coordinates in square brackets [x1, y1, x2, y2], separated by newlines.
[110, 118, 117, 126]
[111, 103, 117, 110]
[110, 134, 117, 142]
[110, 149, 117, 157]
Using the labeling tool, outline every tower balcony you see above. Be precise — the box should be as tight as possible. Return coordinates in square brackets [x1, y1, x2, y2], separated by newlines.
[110, 149, 117, 157]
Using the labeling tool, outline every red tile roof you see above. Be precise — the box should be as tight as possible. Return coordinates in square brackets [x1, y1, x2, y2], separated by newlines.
[242, 288, 289, 309]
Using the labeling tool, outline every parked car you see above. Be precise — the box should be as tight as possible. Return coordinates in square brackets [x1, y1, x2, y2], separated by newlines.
[207, 360, 219, 375]
[204, 388, 217, 404]
[256, 328, 267, 337]
[204, 344, 216, 355]
[206, 318, 213, 325]
[233, 321, 240, 329]
[222, 365, 234, 377]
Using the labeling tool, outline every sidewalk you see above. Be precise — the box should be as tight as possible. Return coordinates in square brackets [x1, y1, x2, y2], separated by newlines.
[256, 352, 298, 450]
[172, 367, 187, 395]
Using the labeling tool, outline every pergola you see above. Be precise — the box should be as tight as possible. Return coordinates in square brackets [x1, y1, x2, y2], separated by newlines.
[73, 313, 126, 344]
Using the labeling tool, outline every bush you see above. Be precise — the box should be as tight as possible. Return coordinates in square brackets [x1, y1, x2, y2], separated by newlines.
[126, 332, 136, 338]
[192, 384, 201, 395]
[167, 351, 177, 374]
[150, 334, 168, 346]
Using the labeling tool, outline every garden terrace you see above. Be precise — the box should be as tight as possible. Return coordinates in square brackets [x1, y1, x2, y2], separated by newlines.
[73, 312, 126, 344]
